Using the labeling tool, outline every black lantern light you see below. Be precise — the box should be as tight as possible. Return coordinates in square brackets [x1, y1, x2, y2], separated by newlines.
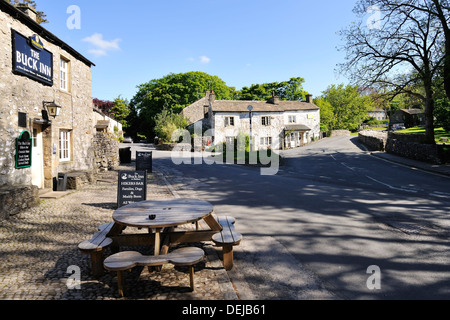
[43, 101, 62, 118]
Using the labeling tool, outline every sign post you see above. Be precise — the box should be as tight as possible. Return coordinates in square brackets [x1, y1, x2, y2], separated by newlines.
[136, 151, 153, 173]
[15, 131, 32, 169]
[117, 171, 147, 208]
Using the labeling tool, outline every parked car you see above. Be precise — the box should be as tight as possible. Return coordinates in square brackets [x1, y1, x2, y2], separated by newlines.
[391, 124, 406, 131]
[123, 137, 133, 143]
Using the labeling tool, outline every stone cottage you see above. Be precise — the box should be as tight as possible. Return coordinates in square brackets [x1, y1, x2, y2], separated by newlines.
[0, 2, 95, 218]
[391, 108, 425, 129]
[182, 91, 321, 150]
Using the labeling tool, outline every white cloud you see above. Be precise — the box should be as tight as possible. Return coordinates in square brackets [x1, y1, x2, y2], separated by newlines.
[200, 56, 211, 64]
[82, 33, 121, 57]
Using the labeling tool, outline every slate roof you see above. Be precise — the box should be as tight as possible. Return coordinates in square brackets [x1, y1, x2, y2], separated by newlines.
[400, 109, 423, 115]
[211, 100, 320, 113]
[285, 124, 312, 131]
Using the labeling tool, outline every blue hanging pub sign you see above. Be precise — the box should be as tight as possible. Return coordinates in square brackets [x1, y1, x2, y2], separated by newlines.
[12, 30, 53, 86]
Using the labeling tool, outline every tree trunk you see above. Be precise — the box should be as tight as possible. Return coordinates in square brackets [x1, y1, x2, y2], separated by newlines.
[445, 46, 450, 99]
[424, 92, 436, 145]
[432, 0, 450, 99]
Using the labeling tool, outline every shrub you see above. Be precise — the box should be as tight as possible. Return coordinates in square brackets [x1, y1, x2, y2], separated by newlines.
[154, 109, 189, 143]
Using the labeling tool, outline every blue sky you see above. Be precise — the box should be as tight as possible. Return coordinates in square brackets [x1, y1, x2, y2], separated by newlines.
[37, 0, 359, 102]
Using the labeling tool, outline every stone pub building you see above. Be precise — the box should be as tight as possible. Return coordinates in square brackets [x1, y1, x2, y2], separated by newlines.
[0, 2, 95, 219]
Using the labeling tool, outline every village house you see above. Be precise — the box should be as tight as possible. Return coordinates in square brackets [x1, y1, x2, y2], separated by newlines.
[390, 108, 425, 129]
[182, 91, 321, 150]
[0, 2, 96, 218]
[368, 108, 388, 121]
[93, 105, 123, 137]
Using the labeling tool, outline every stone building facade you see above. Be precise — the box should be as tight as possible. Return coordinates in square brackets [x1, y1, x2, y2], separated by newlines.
[0, 2, 95, 192]
[182, 91, 321, 150]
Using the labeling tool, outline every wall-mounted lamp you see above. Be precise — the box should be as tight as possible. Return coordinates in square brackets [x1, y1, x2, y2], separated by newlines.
[43, 101, 62, 118]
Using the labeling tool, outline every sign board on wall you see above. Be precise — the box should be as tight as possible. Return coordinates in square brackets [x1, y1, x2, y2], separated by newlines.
[117, 171, 147, 208]
[12, 30, 53, 86]
[16, 131, 32, 169]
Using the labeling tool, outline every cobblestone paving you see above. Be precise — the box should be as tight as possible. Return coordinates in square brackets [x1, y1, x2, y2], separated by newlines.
[0, 165, 238, 300]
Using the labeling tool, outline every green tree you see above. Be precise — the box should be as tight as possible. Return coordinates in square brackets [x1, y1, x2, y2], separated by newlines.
[131, 71, 235, 139]
[110, 96, 131, 128]
[320, 84, 374, 132]
[5, 0, 48, 24]
[340, 0, 447, 143]
[313, 97, 334, 134]
[238, 77, 309, 101]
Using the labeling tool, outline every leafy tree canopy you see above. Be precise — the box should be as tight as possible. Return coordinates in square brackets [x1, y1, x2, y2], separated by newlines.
[237, 77, 309, 101]
[131, 71, 235, 138]
[319, 84, 375, 132]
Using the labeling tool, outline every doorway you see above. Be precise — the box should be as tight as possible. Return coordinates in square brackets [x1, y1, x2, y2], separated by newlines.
[31, 125, 44, 189]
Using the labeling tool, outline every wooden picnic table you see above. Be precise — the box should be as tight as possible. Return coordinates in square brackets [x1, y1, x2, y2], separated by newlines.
[110, 198, 223, 256]
[79, 198, 242, 276]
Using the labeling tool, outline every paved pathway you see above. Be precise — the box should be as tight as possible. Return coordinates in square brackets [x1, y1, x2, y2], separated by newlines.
[0, 164, 237, 300]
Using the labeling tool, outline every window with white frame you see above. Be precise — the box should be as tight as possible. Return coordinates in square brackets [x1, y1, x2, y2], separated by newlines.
[225, 117, 235, 127]
[260, 137, 273, 147]
[59, 130, 71, 162]
[226, 137, 236, 145]
[288, 115, 297, 123]
[261, 116, 271, 126]
[60, 58, 69, 91]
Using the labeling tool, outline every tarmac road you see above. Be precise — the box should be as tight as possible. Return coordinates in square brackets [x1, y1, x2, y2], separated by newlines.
[146, 136, 450, 300]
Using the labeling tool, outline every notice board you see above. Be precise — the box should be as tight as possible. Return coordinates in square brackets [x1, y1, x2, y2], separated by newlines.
[117, 171, 147, 208]
[16, 131, 32, 169]
[136, 151, 153, 173]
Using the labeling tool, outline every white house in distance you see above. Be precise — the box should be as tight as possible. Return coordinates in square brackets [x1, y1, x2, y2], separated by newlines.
[182, 91, 321, 150]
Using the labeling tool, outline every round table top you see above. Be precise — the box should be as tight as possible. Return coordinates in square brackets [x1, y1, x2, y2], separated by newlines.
[112, 198, 214, 229]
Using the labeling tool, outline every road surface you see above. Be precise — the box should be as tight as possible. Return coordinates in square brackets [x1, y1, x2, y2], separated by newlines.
[124, 137, 450, 300]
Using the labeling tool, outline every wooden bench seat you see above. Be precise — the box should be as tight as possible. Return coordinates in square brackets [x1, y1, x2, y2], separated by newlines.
[212, 216, 242, 271]
[179, 215, 241, 270]
[78, 223, 114, 276]
[104, 247, 205, 297]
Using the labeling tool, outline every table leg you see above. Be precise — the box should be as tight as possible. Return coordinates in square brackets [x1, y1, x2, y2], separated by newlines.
[223, 245, 234, 271]
[90, 251, 104, 277]
[189, 266, 195, 291]
[117, 271, 125, 297]
[161, 227, 174, 255]
[154, 230, 161, 256]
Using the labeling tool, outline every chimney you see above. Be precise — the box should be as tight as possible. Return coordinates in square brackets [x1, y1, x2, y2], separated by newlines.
[270, 92, 279, 104]
[210, 90, 216, 103]
[305, 94, 313, 103]
[15, 3, 38, 22]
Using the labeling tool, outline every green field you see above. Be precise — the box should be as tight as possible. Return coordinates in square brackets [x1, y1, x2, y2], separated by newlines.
[397, 127, 450, 144]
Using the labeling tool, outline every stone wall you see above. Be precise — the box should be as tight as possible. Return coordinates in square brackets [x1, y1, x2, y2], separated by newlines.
[388, 132, 427, 144]
[386, 132, 442, 164]
[0, 185, 38, 219]
[66, 171, 96, 190]
[181, 96, 209, 126]
[331, 130, 351, 137]
[358, 130, 388, 151]
[93, 133, 119, 171]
